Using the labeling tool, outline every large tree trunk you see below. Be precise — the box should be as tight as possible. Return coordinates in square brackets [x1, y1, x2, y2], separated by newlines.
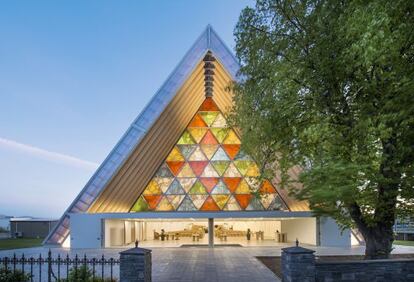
[363, 226, 394, 259]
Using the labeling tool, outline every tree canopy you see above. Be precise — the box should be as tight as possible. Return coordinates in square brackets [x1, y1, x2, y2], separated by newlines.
[232, 0, 414, 258]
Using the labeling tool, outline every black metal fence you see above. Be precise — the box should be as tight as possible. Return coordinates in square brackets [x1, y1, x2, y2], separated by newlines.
[0, 250, 119, 281]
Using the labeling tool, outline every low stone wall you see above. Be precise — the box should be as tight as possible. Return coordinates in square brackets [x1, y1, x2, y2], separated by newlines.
[315, 259, 414, 282]
[281, 246, 414, 282]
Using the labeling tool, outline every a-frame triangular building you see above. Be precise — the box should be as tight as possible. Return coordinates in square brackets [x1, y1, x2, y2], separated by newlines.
[44, 26, 310, 247]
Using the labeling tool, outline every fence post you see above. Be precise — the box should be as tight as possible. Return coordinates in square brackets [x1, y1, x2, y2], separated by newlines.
[119, 241, 152, 282]
[281, 241, 316, 282]
[48, 249, 52, 282]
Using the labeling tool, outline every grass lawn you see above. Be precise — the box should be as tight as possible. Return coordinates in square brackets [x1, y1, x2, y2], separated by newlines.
[394, 240, 414, 247]
[0, 238, 43, 250]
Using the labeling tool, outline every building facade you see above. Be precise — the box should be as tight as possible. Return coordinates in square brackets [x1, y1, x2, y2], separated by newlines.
[44, 26, 352, 249]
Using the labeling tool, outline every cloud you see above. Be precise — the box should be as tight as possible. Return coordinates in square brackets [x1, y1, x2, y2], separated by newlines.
[0, 137, 99, 170]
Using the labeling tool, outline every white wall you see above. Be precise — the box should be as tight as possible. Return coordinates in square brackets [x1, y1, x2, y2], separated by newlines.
[281, 218, 317, 245]
[70, 214, 102, 249]
[319, 217, 351, 247]
[216, 220, 281, 240]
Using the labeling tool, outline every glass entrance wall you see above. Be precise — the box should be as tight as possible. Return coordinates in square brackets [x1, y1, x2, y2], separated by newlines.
[103, 218, 305, 248]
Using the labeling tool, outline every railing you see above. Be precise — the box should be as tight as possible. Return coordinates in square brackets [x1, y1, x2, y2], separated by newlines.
[0, 250, 119, 281]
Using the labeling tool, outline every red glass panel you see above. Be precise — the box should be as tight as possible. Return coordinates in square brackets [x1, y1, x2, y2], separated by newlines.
[188, 114, 207, 127]
[200, 177, 219, 193]
[200, 196, 220, 211]
[199, 97, 219, 111]
[234, 194, 253, 210]
[166, 161, 185, 176]
[188, 161, 209, 176]
[200, 130, 218, 145]
[143, 195, 162, 210]
[222, 144, 241, 160]
[222, 177, 242, 193]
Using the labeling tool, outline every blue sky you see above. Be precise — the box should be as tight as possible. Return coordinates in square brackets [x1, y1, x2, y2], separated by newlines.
[0, 0, 253, 218]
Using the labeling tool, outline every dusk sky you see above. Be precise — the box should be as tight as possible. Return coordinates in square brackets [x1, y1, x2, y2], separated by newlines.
[0, 0, 253, 218]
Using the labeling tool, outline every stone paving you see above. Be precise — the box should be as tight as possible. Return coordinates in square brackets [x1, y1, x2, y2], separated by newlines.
[1, 244, 414, 282]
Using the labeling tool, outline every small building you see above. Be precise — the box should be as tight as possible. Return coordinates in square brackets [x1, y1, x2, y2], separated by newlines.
[10, 218, 58, 239]
[394, 217, 414, 241]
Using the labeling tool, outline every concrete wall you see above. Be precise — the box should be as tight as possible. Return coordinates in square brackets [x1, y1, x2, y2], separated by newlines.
[319, 217, 350, 247]
[70, 214, 102, 249]
[281, 218, 317, 245]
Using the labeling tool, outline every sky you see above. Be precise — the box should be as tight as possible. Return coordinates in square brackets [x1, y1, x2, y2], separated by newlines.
[0, 0, 254, 218]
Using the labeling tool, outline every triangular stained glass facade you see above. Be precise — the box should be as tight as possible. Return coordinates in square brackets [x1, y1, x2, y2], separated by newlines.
[130, 97, 288, 212]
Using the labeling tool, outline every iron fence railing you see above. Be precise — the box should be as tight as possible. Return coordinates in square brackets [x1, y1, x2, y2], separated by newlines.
[0, 250, 119, 281]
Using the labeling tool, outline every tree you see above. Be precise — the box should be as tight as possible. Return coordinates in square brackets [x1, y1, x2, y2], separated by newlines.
[231, 0, 414, 259]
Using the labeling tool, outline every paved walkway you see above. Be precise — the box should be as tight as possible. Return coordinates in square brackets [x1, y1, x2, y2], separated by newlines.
[1, 245, 414, 282]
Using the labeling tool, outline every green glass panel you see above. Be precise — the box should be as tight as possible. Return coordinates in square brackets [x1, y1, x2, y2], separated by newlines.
[177, 130, 195, 145]
[210, 128, 229, 143]
[234, 150, 252, 161]
[234, 160, 253, 176]
[211, 161, 230, 176]
[223, 162, 241, 177]
[131, 196, 148, 212]
[200, 112, 219, 126]
[188, 180, 207, 194]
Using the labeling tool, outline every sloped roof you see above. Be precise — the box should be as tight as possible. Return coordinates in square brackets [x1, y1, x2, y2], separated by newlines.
[44, 25, 309, 245]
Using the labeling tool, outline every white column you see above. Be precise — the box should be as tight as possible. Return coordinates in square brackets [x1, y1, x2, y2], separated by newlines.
[208, 218, 214, 248]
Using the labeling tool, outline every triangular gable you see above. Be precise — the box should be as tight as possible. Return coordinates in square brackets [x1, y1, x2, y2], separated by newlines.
[131, 97, 289, 212]
[44, 25, 240, 245]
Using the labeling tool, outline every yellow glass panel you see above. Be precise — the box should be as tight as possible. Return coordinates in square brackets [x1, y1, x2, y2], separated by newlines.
[142, 180, 162, 195]
[154, 177, 174, 193]
[166, 146, 185, 162]
[212, 195, 230, 210]
[200, 144, 218, 160]
[234, 179, 251, 194]
[177, 163, 196, 177]
[211, 128, 230, 143]
[188, 128, 208, 143]
[177, 130, 195, 145]
[245, 163, 260, 177]
[156, 197, 174, 211]
[223, 130, 241, 144]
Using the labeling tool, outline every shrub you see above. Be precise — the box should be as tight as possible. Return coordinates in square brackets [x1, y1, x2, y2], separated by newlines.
[0, 267, 31, 282]
[61, 265, 116, 282]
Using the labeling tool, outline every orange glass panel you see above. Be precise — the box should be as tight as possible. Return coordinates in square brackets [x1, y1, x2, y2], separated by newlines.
[188, 161, 209, 176]
[200, 130, 218, 145]
[200, 196, 220, 211]
[260, 180, 276, 193]
[166, 161, 185, 176]
[143, 195, 162, 210]
[200, 177, 219, 193]
[234, 194, 253, 210]
[222, 177, 242, 193]
[188, 114, 207, 127]
[199, 97, 219, 111]
[222, 144, 240, 160]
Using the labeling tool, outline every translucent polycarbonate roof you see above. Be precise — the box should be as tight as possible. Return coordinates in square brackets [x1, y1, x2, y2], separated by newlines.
[44, 25, 240, 245]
